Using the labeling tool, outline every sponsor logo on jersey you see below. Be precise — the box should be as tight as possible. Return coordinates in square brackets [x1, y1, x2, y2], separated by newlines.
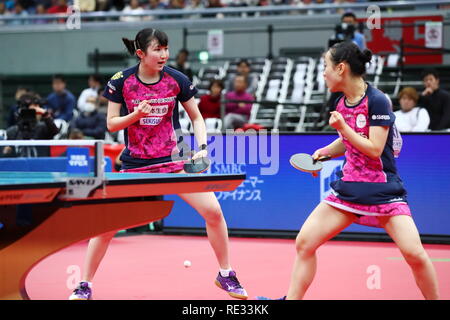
[147, 96, 176, 104]
[372, 114, 390, 120]
[111, 71, 123, 80]
[140, 117, 163, 126]
[107, 82, 116, 91]
[356, 114, 367, 128]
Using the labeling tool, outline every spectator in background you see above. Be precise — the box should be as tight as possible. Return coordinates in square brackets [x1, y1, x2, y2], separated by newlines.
[68, 128, 85, 140]
[167, 0, 186, 18]
[146, 0, 168, 10]
[46, 74, 76, 122]
[47, 0, 68, 14]
[394, 87, 430, 132]
[34, 4, 48, 24]
[7, 86, 30, 127]
[143, 0, 167, 20]
[170, 49, 194, 81]
[185, 0, 204, 19]
[120, 0, 144, 22]
[419, 69, 450, 131]
[198, 79, 224, 119]
[204, 0, 224, 18]
[226, 59, 258, 94]
[70, 96, 107, 140]
[78, 74, 102, 113]
[224, 75, 254, 129]
[74, 0, 97, 12]
[2, 92, 59, 157]
[9, 1, 29, 25]
[339, 11, 366, 50]
[0, 2, 9, 26]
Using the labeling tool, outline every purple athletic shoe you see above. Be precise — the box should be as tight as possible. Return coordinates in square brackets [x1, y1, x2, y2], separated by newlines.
[215, 271, 248, 300]
[69, 282, 92, 300]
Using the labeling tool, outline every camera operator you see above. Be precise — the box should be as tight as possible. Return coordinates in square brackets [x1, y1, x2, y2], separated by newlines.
[329, 12, 366, 50]
[2, 92, 59, 157]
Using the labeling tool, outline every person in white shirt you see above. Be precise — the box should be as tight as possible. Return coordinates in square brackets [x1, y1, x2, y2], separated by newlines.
[394, 87, 430, 132]
[77, 74, 102, 114]
[120, 0, 145, 22]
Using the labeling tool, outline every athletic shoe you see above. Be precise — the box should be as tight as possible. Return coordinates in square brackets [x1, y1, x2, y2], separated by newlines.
[215, 271, 248, 300]
[256, 295, 287, 300]
[69, 282, 92, 300]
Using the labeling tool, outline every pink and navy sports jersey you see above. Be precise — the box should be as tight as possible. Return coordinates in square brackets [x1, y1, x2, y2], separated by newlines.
[329, 83, 408, 205]
[103, 65, 197, 169]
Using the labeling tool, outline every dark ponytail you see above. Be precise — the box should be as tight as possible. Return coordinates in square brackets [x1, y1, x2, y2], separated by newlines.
[329, 41, 373, 76]
[122, 38, 137, 56]
[122, 28, 169, 57]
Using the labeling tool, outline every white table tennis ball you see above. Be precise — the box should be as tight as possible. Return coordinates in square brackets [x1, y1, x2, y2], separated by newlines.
[184, 260, 192, 268]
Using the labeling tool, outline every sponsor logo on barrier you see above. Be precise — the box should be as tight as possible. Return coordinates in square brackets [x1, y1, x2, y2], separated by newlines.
[205, 183, 230, 191]
[68, 178, 97, 186]
[320, 160, 344, 201]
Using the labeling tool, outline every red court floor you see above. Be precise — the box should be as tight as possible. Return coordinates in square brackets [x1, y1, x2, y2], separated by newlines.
[26, 235, 450, 300]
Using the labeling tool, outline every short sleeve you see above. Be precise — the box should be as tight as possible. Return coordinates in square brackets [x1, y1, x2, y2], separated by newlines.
[102, 71, 125, 104]
[176, 74, 198, 102]
[369, 92, 395, 126]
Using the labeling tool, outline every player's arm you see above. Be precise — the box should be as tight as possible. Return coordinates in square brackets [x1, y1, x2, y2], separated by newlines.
[312, 137, 346, 160]
[330, 111, 388, 160]
[182, 97, 208, 159]
[106, 100, 152, 132]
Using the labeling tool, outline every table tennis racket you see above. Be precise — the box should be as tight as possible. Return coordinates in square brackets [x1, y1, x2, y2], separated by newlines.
[183, 156, 211, 174]
[289, 153, 331, 175]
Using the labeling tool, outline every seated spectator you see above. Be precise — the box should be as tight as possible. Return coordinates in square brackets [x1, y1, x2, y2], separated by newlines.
[46, 74, 76, 122]
[78, 74, 102, 113]
[0, 2, 10, 26]
[224, 75, 254, 130]
[185, 0, 204, 19]
[204, 0, 224, 18]
[2, 92, 59, 157]
[70, 97, 107, 140]
[34, 4, 48, 24]
[74, 0, 97, 12]
[47, 0, 68, 14]
[418, 69, 450, 131]
[68, 128, 85, 140]
[120, 0, 145, 22]
[170, 49, 194, 81]
[198, 79, 224, 119]
[394, 87, 430, 132]
[226, 59, 259, 94]
[146, 0, 167, 10]
[8, 1, 28, 25]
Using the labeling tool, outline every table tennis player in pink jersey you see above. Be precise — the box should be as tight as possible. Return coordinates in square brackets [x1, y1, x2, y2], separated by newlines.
[69, 28, 247, 300]
[264, 41, 439, 300]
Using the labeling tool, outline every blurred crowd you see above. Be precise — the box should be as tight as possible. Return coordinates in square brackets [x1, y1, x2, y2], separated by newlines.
[0, 0, 384, 25]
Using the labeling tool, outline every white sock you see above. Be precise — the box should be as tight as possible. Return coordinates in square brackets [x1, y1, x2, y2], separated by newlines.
[220, 268, 233, 277]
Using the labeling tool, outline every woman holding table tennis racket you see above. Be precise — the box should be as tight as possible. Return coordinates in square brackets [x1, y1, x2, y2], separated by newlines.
[265, 41, 439, 300]
[69, 28, 247, 300]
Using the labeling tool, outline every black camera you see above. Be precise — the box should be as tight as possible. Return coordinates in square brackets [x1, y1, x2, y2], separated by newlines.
[328, 23, 356, 48]
[16, 94, 46, 140]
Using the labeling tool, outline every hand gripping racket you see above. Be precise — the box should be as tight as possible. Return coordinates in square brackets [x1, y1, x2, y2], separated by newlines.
[183, 156, 211, 173]
[289, 153, 331, 175]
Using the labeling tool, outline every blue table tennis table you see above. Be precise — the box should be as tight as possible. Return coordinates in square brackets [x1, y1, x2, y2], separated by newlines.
[0, 171, 245, 300]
